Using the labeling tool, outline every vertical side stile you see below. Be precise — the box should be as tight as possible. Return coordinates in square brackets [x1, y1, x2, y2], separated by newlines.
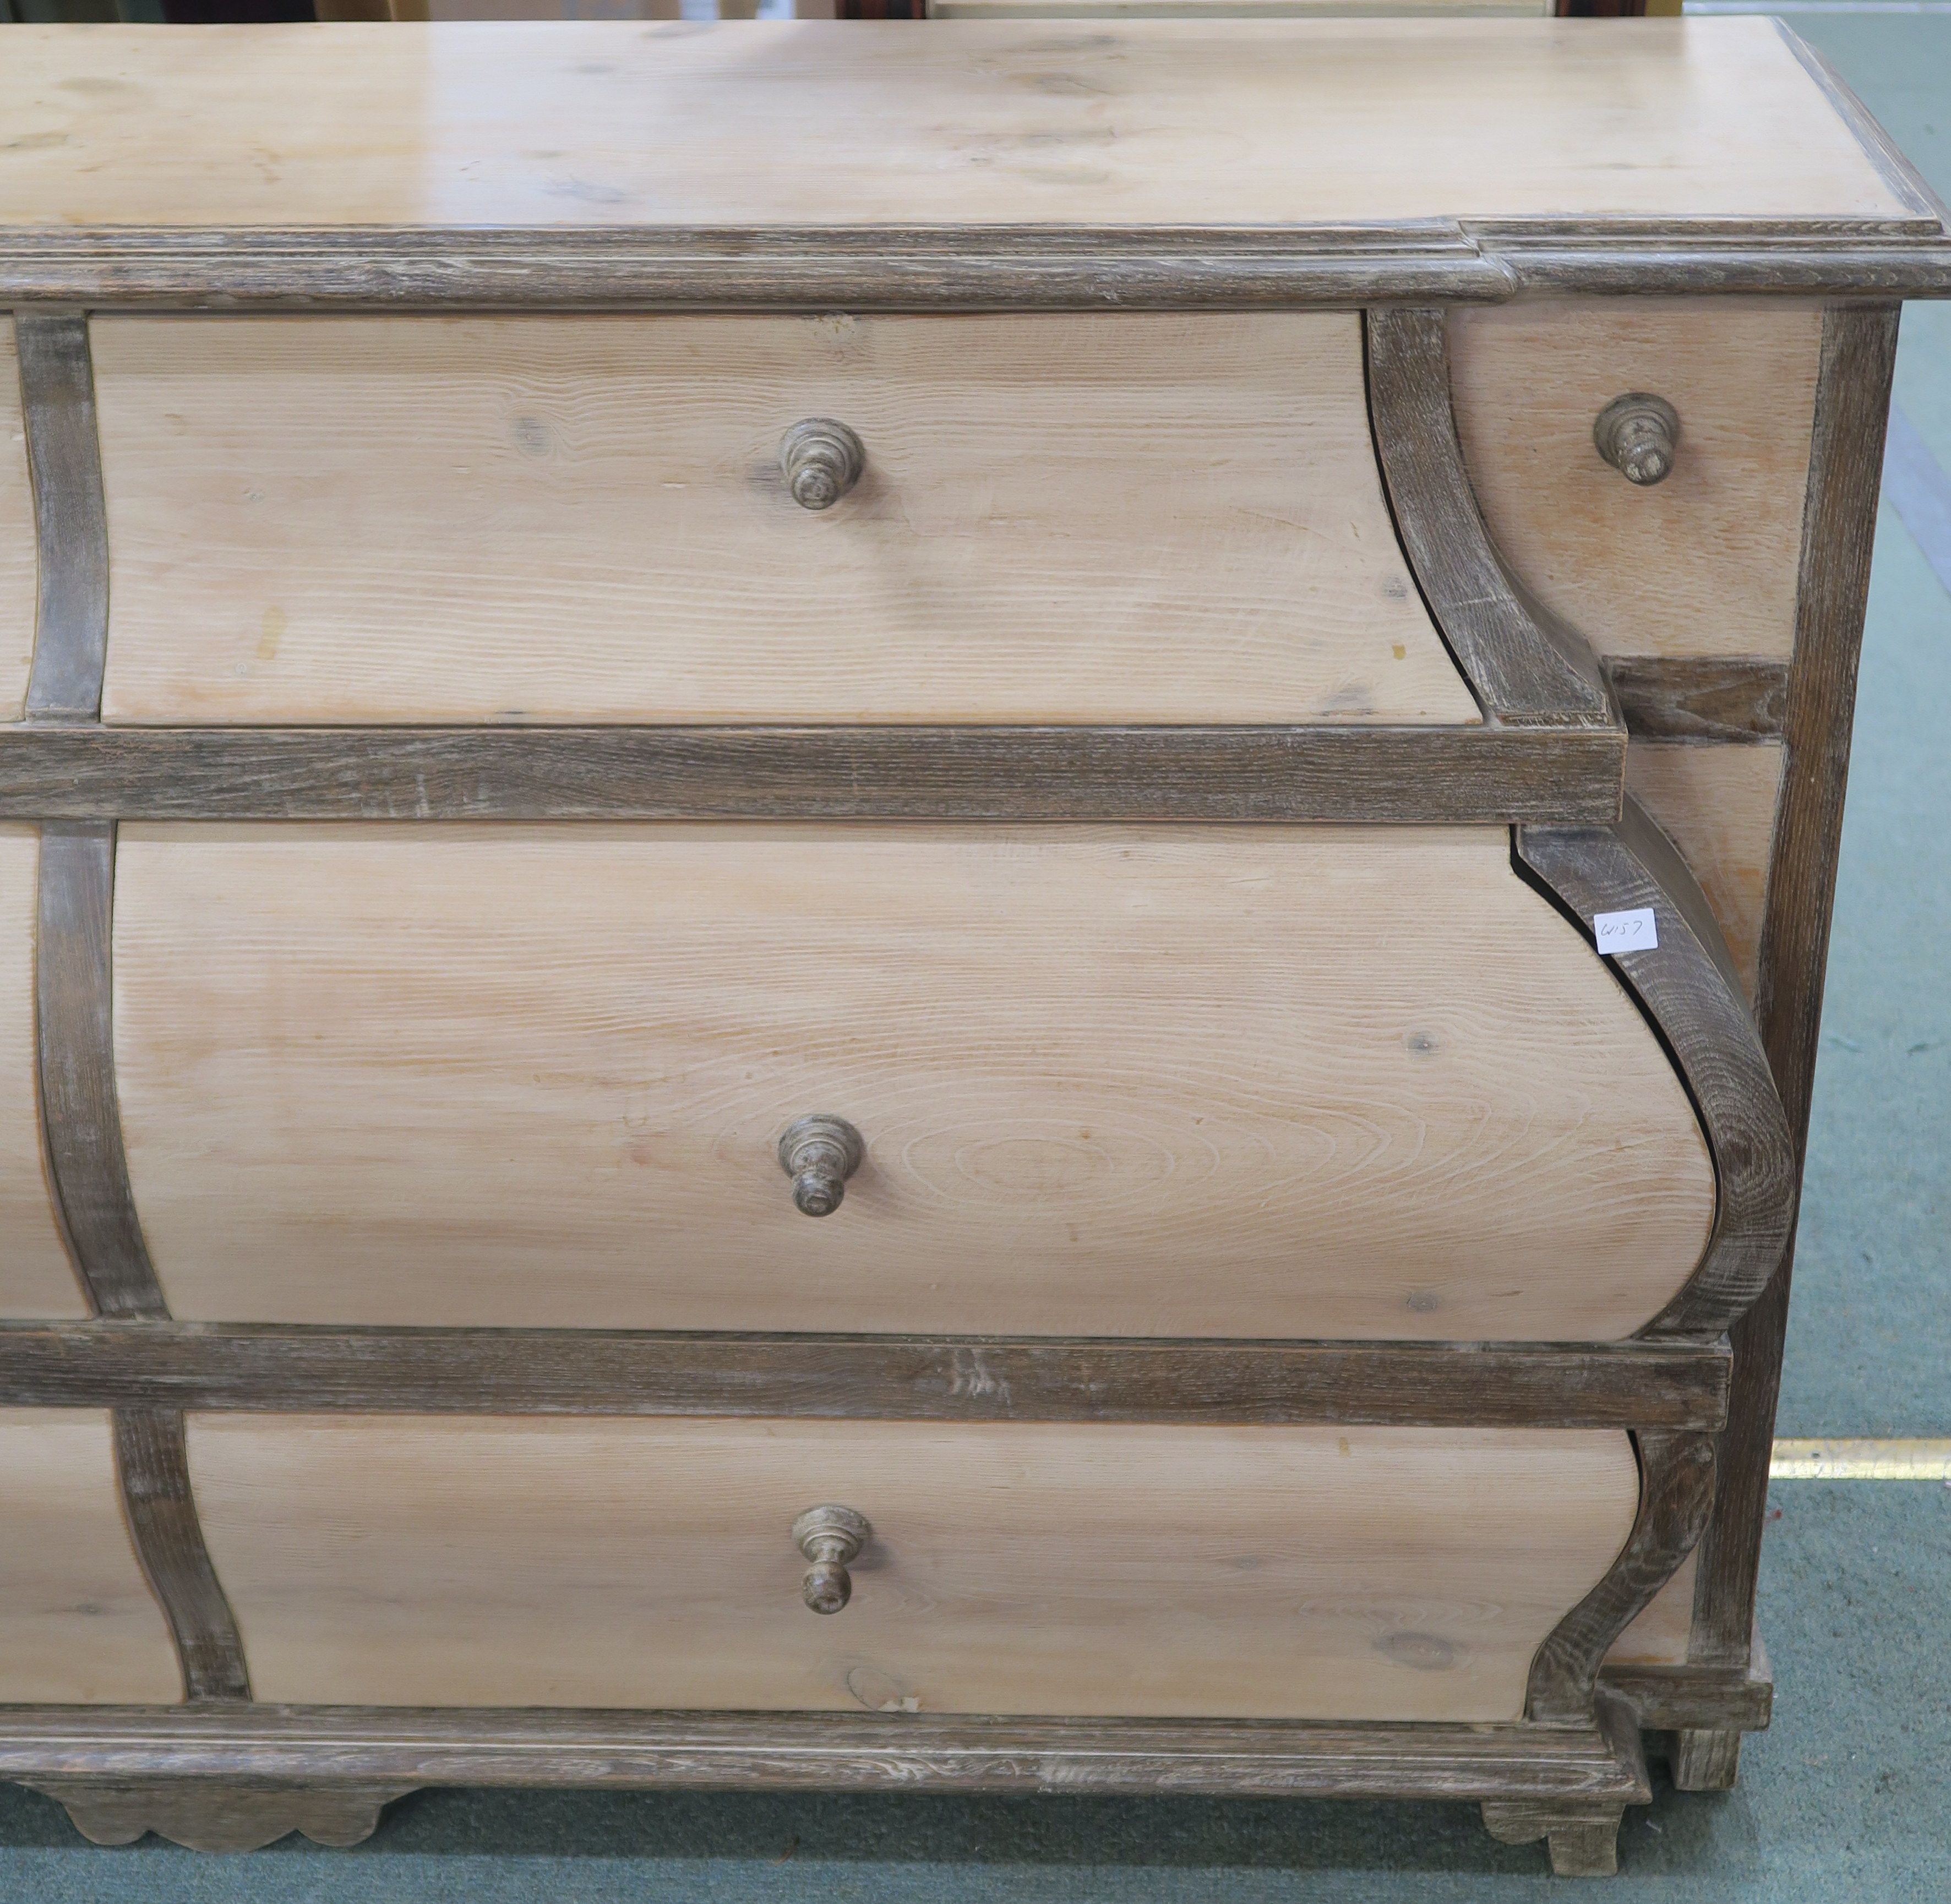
[34, 821, 164, 1321]
[1691, 301, 1903, 1671]
[113, 1410, 253, 1704]
[20, 310, 250, 1704]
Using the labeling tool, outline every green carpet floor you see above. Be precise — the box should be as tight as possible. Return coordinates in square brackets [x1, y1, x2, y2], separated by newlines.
[2, 9, 1947, 1897]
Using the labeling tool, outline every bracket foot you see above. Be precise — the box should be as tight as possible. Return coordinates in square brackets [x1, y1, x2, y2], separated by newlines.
[23, 1777, 415, 1851]
[1483, 1798, 1627, 1877]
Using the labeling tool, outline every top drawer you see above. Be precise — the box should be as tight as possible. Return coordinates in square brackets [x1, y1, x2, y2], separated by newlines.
[86, 313, 1476, 729]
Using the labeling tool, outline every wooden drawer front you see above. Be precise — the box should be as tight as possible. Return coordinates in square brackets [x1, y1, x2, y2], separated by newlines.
[188, 1417, 1639, 1721]
[1449, 298, 1822, 664]
[89, 313, 1475, 729]
[0, 827, 89, 1318]
[113, 823, 1715, 1339]
[0, 1409, 181, 1704]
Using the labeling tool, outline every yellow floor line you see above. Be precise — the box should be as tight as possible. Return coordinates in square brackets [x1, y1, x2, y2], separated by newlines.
[1770, 1438, 1951, 1480]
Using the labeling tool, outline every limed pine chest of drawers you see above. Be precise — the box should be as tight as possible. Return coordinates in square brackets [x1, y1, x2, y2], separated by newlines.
[0, 17, 1946, 1876]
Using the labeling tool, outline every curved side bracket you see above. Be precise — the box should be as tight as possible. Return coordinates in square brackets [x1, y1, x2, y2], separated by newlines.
[113, 1410, 253, 1704]
[1517, 798, 1797, 1339]
[35, 821, 252, 1705]
[1527, 1429, 1716, 1725]
[1366, 308, 1616, 733]
[36, 821, 166, 1320]
[18, 312, 110, 726]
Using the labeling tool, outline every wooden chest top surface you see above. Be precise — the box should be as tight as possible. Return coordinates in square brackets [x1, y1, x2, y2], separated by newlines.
[0, 18, 1930, 233]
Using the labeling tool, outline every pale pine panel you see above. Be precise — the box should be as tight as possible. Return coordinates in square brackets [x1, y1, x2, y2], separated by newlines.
[190, 1415, 1641, 1720]
[0, 21, 1909, 228]
[1627, 741, 1786, 1003]
[115, 823, 1715, 1338]
[1451, 299, 1822, 662]
[92, 312, 1472, 728]
[0, 1410, 181, 1704]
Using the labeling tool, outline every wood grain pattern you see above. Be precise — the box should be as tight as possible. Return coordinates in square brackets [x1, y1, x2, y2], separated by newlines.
[17, 315, 108, 725]
[0, 1409, 182, 1705]
[0, 1324, 1734, 1431]
[0, 723, 1627, 827]
[90, 313, 1472, 729]
[186, 1416, 1640, 1721]
[1365, 309, 1611, 728]
[1517, 798, 1796, 1339]
[113, 823, 1715, 1339]
[111, 1410, 250, 1704]
[7, 225, 1949, 313]
[34, 823, 166, 1320]
[0, 224, 1463, 317]
[1625, 740, 1785, 1002]
[1603, 1548, 1696, 1668]
[1525, 1430, 1714, 1724]
[0, 23, 1916, 232]
[1606, 658, 1788, 743]
[28, 830, 251, 1708]
[1599, 1635, 1772, 1731]
[0, 323, 33, 723]
[1450, 298, 1824, 662]
[1698, 301, 1902, 1673]
[0, 1703, 1652, 1801]
[1459, 226, 1951, 303]
[0, 827, 87, 1316]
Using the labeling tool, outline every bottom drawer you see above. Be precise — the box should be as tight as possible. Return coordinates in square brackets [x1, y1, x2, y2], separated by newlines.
[188, 1418, 1639, 1723]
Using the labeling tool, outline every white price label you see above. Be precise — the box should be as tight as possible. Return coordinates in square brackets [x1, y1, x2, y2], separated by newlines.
[1593, 908, 1658, 956]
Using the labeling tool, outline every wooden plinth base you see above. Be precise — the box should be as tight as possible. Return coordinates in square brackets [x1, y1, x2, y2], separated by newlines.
[1600, 1629, 1772, 1797]
[1, 1700, 1652, 1870]
[1, 1640, 1783, 1868]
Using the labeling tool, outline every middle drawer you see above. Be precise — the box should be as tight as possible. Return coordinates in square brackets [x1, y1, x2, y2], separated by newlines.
[103, 821, 1714, 1338]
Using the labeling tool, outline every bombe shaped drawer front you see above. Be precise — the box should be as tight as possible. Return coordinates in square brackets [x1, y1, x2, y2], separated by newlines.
[186, 1416, 1642, 1723]
[88, 312, 1475, 728]
[110, 822, 1715, 1338]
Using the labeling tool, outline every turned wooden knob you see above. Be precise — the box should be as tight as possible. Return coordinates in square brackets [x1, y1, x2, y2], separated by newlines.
[793, 1504, 870, 1614]
[780, 419, 864, 510]
[1593, 392, 1681, 486]
[777, 1114, 863, 1218]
